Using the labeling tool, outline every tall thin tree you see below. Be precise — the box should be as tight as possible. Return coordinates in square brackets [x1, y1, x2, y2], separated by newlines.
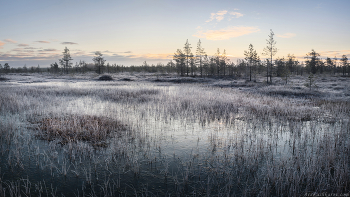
[196, 39, 206, 77]
[244, 44, 258, 81]
[262, 29, 278, 83]
[59, 47, 73, 74]
[173, 49, 186, 76]
[340, 55, 348, 76]
[183, 39, 192, 76]
[221, 49, 228, 76]
[215, 48, 221, 76]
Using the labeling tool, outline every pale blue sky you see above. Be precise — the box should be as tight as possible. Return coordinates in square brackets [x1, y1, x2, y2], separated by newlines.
[1, 0, 349, 67]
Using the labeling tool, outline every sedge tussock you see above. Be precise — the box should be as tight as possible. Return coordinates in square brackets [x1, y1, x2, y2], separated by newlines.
[33, 115, 127, 147]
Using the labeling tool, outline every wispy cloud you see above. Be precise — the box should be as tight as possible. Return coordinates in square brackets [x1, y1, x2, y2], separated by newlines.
[206, 10, 228, 22]
[4, 39, 17, 44]
[193, 26, 260, 40]
[139, 53, 173, 59]
[18, 44, 29, 47]
[316, 3, 323, 9]
[38, 49, 58, 52]
[229, 12, 243, 18]
[103, 50, 115, 54]
[0, 41, 4, 49]
[24, 47, 39, 50]
[111, 54, 126, 58]
[319, 50, 350, 58]
[277, 33, 296, 38]
[61, 42, 78, 45]
[109, 53, 172, 61]
[35, 41, 50, 43]
[12, 48, 24, 52]
[206, 10, 243, 22]
[73, 51, 88, 56]
[0, 52, 61, 61]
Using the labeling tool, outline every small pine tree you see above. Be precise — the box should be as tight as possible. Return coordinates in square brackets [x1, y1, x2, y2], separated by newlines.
[59, 47, 73, 74]
[244, 44, 258, 81]
[93, 51, 106, 74]
[340, 55, 348, 76]
[305, 49, 320, 74]
[50, 62, 60, 74]
[3, 63, 10, 74]
[173, 49, 186, 76]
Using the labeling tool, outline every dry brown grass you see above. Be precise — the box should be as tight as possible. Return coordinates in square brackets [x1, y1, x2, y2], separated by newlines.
[34, 115, 127, 147]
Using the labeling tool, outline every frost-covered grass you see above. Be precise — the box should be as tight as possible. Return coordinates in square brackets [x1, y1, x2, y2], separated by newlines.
[31, 115, 127, 147]
[0, 73, 349, 196]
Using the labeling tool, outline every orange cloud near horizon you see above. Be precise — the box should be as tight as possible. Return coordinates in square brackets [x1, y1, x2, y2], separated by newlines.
[193, 26, 260, 40]
[319, 50, 350, 58]
[4, 39, 17, 44]
[135, 53, 173, 60]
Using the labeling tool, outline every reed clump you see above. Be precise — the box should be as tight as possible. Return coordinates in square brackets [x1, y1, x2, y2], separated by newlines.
[33, 115, 127, 147]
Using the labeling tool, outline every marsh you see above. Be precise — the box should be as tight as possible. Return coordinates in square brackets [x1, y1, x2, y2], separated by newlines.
[0, 73, 349, 196]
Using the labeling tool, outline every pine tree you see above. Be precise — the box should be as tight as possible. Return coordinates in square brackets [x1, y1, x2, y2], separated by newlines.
[93, 51, 106, 74]
[50, 62, 60, 73]
[173, 49, 186, 76]
[195, 39, 206, 77]
[305, 49, 320, 74]
[340, 55, 348, 76]
[59, 47, 73, 74]
[221, 49, 228, 76]
[326, 57, 334, 75]
[3, 63, 10, 74]
[215, 48, 221, 76]
[262, 29, 278, 83]
[23, 64, 28, 73]
[244, 44, 258, 81]
[183, 39, 192, 76]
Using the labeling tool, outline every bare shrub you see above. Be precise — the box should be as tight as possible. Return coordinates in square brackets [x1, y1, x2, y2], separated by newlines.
[98, 75, 113, 81]
[33, 115, 127, 147]
[102, 89, 159, 103]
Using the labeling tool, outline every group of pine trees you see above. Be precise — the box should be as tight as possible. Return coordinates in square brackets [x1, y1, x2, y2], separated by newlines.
[1, 30, 349, 81]
[172, 30, 349, 83]
[0, 63, 45, 74]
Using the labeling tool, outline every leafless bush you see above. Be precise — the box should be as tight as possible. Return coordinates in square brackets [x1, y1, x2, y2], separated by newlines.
[33, 115, 128, 147]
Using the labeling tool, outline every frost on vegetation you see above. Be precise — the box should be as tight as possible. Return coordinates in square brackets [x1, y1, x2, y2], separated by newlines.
[0, 74, 350, 196]
[29, 115, 128, 147]
[98, 75, 113, 81]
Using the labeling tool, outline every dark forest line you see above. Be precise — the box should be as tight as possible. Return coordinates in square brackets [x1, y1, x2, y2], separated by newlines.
[1, 31, 349, 83]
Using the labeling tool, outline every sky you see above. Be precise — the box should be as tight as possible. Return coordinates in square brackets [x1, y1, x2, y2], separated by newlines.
[1, 0, 350, 68]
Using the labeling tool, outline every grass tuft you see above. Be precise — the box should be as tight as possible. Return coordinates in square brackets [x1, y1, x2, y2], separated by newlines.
[98, 75, 113, 81]
[33, 115, 127, 147]
[0, 77, 9, 81]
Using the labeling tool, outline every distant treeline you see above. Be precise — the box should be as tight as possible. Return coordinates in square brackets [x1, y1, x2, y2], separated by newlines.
[1, 56, 348, 77]
[1, 31, 349, 81]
